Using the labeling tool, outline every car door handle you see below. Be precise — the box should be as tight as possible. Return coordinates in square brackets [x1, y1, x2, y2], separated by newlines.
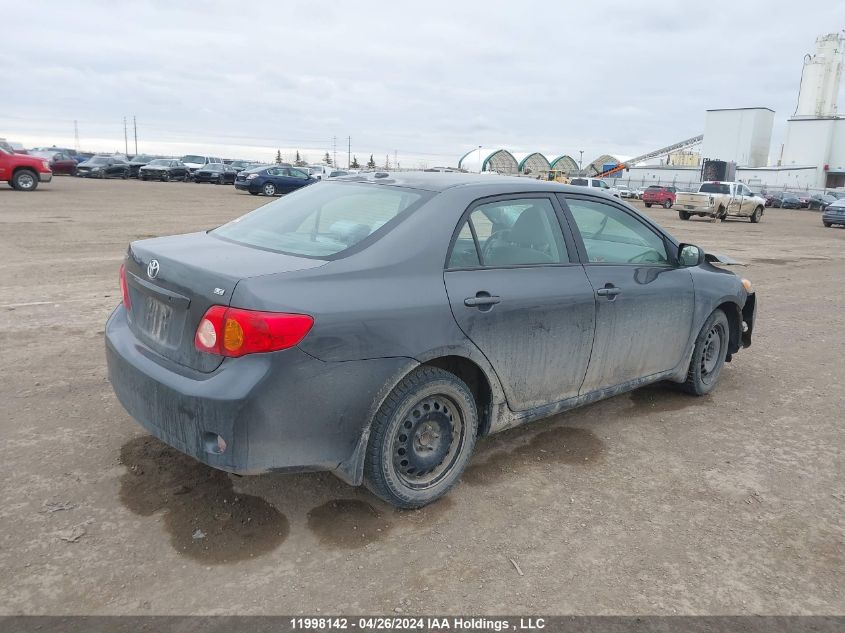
[595, 285, 621, 298]
[464, 294, 501, 307]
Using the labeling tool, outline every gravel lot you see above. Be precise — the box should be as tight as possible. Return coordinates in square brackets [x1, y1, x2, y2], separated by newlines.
[1, 176, 843, 615]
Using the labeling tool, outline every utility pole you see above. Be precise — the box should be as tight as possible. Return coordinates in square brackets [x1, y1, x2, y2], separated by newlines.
[394, 149, 398, 171]
[123, 117, 128, 155]
[73, 120, 80, 152]
[579, 150, 584, 174]
[332, 136, 337, 169]
[347, 136, 351, 169]
[133, 116, 138, 155]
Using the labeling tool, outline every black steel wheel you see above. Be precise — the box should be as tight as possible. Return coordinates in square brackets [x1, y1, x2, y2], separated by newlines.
[678, 210, 691, 221]
[364, 366, 478, 508]
[681, 309, 729, 395]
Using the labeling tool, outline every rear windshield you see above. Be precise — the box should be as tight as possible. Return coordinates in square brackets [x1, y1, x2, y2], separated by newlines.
[182, 155, 205, 163]
[212, 182, 431, 258]
[699, 183, 730, 194]
[148, 159, 171, 166]
[570, 178, 588, 186]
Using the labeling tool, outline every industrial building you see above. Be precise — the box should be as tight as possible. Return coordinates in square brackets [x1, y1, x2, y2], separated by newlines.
[458, 32, 845, 192]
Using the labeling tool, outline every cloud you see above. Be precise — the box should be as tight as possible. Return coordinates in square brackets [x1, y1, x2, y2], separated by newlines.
[3, 0, 844, 166]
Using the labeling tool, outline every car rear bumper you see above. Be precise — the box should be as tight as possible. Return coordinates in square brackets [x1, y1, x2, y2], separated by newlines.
[105, 305, 408, 480]
[678, 204, 715, 215]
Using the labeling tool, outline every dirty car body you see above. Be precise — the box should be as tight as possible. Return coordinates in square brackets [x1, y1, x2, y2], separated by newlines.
[106, 172, 756, 507]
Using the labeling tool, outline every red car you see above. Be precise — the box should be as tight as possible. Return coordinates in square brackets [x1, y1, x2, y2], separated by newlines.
[641, 185, 677, 209]
[29, 150, 78, 176]
[0, 141, 53, 190]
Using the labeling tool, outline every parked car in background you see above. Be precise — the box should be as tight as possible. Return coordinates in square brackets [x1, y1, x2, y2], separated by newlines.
[780, 194, 802, 209]
[76, 156, 130, 179]
[307, 165, 334, 180]
[642, 185, 677, 209]
[618, 187, 634, 198]
[0, 142, 52, 191]
[826, 190, 845, 200]
[139, 159, 190, 182]
[229, 160, 263, 173]
[792, 192, 811, 208]
[809, 193, 836, 210]
[675, 181, 765, 222]
[181, 154, 224, 175]
[234, 165, 315, 196]
[822, 198, 845, 227]
[764, 191, 782, 207]
[106, 172, 756, 508]
[28, 150, 78, 176]
[327, 170, 350, 178]
[128, 154, 160, 178]
[634, 186, 647, 199]
[569, 177, 621, 198]
[194, 162, 238, 184]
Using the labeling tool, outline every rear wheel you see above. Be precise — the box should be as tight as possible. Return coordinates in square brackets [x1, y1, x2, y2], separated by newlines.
[161, 172, 170, 182]
[262, 182, 276, 196]
[678, 210, 691, 220]
[750, 206, 763, 223]
[217, 174, 225, 185]
[681, 309, 729, 396]
[644, 203, 652, 208]
[364, 366, 478, 508]
[11, 169, 38, 191]
[663, 199, 672, 209]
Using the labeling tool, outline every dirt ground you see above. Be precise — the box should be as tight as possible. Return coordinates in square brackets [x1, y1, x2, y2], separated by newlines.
[0, 176, 843, 615]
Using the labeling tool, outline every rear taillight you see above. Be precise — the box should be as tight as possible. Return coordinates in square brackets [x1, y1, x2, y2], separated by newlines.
[194, 306, 313, 357]
[119, 264, 131, 311]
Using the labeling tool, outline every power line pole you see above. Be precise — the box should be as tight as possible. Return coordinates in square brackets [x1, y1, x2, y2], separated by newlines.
[133, 116, 138, 155]
[347, 136, 351, 169]
[123, 117, 128, 155]
[73, 120, 80, 152]
[394, 149, 398, 171]
[332, 136, 337, 169]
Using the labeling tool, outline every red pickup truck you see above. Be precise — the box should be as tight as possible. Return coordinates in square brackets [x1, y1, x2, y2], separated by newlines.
[0, 140, 53, 190]
[641, 185, 676, 209]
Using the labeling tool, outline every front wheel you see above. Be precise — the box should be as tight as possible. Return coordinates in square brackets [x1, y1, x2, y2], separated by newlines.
[750, 206, 763, 223]
[678, 210, 691, 220]
[364, 366, 478, 508]
[823, 221, 832, 227]
[262, 182, 276, 196]
[681, 309, 729, 396]
[663, 199, 672, 209]
[11, 169, 38, 191]
[161, 172, 170, 182]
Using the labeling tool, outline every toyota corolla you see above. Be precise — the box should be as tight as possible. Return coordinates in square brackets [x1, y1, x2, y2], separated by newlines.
[106, 172, 756, 508]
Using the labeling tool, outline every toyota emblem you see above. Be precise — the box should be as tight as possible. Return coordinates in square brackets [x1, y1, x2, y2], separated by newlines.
[147, 259, 160, 280]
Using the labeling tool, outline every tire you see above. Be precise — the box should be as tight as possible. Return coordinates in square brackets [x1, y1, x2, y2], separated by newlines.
[262, 182, 276, 196]
[161, 172, 170, 182]
[644, 203, 652, 208]
[122, 169, 129, 180]
[681, 309, 729, 396]
[363, 366, 478, 508]
[678, 210, 691, 221]
[823, 221, 832, 227]
[750, 206, 763, 223]
[216, 175, 225, 185]
[183, 173, 190, 182]
[663, 199, 672, 209]
[11, 169, 38, 191]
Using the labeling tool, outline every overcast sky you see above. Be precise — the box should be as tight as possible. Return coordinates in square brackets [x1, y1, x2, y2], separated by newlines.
[4, 1, 844, 167]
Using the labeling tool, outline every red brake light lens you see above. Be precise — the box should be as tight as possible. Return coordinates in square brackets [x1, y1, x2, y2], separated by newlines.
[119, 264, 131, 311]
[194, 306, 313, 357]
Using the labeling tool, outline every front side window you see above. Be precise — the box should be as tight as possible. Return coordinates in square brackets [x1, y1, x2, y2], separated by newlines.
[565, 198, 669, 265]
[597, 180, 609, 189]
[213, 182, 430, 258]
[447, 198, 567, 268]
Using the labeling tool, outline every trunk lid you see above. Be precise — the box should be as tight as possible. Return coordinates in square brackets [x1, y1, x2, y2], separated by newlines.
[124, 231, 324, 372]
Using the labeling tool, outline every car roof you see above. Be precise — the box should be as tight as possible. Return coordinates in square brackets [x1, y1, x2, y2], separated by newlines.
[334, 170, 608, 194]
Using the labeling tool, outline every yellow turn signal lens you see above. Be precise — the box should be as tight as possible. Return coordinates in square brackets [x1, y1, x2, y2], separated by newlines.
[223, 318, 245, 351]
[741, 278, 753, 293]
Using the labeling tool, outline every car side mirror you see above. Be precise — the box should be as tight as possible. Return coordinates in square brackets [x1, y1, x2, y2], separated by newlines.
[678, 243, 704, 267]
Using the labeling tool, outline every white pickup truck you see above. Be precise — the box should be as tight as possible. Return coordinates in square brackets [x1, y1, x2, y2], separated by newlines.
[675, 181, 766, 223]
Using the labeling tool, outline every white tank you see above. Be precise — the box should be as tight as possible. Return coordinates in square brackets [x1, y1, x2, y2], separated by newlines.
[795, 33, 844, 118]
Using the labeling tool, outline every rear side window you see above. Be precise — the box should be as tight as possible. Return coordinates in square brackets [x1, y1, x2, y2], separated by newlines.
[570, 178, 588, 186]
[447, 198, 568, 268]
[213, 182, 430, 258]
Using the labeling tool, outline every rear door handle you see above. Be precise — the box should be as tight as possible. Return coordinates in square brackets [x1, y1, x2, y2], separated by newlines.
[464, 294, 501, 308]
[595, 285, 621, 299]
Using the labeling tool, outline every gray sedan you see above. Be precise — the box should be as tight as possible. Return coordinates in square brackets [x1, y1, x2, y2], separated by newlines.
[106, 172, 756, 508]
[822, 198, 845, 227]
